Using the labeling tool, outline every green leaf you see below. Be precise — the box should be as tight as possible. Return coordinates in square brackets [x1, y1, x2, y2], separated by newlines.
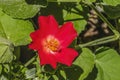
[0, 65, 2, 74]
[0, 64, 11, 80]
[33, 77, 41, 80]
[63, 5, 87, 34]
[44, 65, 56, 74]
[25, 68, 36, 79]
[0, 8, 34, 46]
[0, 45, 13, 63]
[103, 5, 120, 19]
[102, 0, 120, 6]
[89, 0, 96, 2]
[87, 0, 96, 3]
[0, 0, 40, 19]
[3, 64, 10, 73]
[59, 70, 66, 79]
[47, 0, 81, 2]
[62, 66, 82, 80]
[35, 57, 42, 78]
[73, 48, 95, 80]
[0, 22, 6, 38]
[0, 75, 8, 80]
[0, 37, 14, 63]
[95, 48, 120, 80]
[51, 75, 59, 80]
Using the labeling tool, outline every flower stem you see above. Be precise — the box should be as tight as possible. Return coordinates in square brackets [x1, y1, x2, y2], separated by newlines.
[24, 55, 37, 67]
[76, 35, 117, 48]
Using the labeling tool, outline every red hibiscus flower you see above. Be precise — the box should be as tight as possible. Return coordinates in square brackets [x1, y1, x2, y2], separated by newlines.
[29, 15, 78, 69]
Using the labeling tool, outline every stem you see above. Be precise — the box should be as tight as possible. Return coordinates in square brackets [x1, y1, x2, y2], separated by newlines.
[86, 3, 120, 36]
[30, 19, 38, 30]
[24, 55, 37, 67]
[14, 55, 37, 79]
[15, 55, 37, 78]
[76, 35, 117, 48]
[9, 63, 12, 80]
[115, 19, 120, 53]
[75, 1, 120, 48]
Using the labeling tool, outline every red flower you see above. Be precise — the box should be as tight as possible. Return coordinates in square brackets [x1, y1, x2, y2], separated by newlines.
[29, 15, 78, 69]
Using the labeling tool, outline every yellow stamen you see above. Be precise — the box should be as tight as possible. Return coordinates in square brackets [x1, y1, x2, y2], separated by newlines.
[44, 36, 60, 52]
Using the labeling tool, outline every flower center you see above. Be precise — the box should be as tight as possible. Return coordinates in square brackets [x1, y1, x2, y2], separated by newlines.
[44, 36, 60, 53]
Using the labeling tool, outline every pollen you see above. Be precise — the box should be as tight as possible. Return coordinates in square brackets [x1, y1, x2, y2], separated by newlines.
[44, 36, 60, 52]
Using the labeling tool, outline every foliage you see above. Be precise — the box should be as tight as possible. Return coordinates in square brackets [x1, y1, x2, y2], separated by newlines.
[0, 0, 120, 80]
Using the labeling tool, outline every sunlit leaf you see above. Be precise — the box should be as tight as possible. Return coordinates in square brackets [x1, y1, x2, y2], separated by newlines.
[102, 0, 120, 6]
[33, 77, 41, 80]
[0, 8, 34, 46]
[95, 48, 120, 80]
[0, 0, 41, 19]
[63, 5, 87, 34]
[73, 48, 95, 80]
[25, 68, 36, 79]
[89, 0, 96, 2]
[0, 65, 2, 74]
[0, 75, 8, 80]
[59, 70, 66, 79]
[0, 37, 14, 63]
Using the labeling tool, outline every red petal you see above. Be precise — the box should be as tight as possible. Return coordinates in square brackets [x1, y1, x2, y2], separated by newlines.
[56, 48, 78, 66]
[55, 22, 77, 48]
[38, 15, 59, 36]
[29, 30, 42, 50]
[30, 30, 40, 41]
[38, 50, 58, 69]
[29, 43, 38, 50]
[29, 15, 60, 51]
